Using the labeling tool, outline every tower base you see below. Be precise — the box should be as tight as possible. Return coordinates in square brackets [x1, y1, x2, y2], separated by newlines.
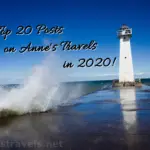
[112, 79, 142, 87]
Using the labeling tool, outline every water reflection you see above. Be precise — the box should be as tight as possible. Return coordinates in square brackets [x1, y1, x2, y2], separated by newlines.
[120, 87, 138, 149]
[120, 87, 137, 131]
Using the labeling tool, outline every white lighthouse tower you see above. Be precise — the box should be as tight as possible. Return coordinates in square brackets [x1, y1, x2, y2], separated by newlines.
[118, 25, 134, 82]
[113, 25, 142, 87]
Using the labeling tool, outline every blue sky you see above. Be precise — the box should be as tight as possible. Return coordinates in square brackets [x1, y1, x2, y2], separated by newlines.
[0, 0, 150, 83]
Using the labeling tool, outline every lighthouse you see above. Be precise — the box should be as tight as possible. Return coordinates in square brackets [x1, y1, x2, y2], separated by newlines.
[118, 25, 134, 82]
[113, 25, 142, 87]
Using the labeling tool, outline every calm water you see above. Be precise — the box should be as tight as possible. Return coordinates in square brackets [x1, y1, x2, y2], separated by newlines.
[0, 79, 150, 149]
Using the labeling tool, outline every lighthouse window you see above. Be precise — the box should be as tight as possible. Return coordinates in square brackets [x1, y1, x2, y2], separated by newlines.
[125, 30, 131, 34]
[125, 57, 127, 59]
